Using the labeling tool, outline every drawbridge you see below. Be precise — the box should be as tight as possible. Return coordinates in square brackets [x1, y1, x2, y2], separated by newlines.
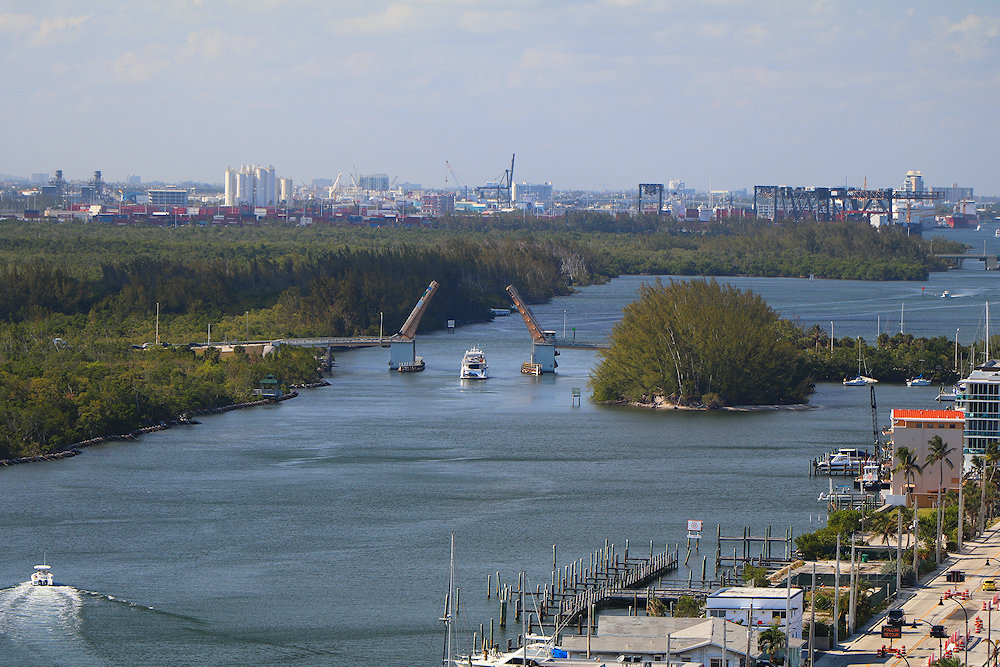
[506, 285, 558, 374]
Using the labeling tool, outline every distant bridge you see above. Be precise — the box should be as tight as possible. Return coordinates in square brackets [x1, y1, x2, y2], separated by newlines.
[935, 253, 999, 270]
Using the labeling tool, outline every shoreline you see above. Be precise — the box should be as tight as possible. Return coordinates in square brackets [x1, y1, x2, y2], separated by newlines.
[0, 382, 329, 468]
[612, 398, 816, 412]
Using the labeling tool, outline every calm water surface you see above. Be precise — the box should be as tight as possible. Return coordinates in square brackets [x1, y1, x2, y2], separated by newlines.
[2, 227, 1000, 665]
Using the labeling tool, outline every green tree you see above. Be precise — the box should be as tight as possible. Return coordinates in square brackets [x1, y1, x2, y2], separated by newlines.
[894, 447, 923, 508]
[590, 279, 813, 407]
[673, 595, 704, 618]
[924, 435, 955, 564]
[743, 565, 770, 588]
[757, 624, 787, 665]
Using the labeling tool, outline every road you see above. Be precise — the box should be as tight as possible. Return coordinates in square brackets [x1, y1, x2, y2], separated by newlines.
[818, 522, 1000, 667]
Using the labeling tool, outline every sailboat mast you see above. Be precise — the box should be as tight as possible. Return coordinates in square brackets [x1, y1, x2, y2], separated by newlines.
[442, 533, 455, 667]
[900, 303, 904, 335]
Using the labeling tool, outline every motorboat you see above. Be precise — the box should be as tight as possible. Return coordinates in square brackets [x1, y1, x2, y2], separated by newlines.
[460, 347, 489, 379]
[941, 290, 951, 298]
[856, 462, 887, 491]
[906, 374, 932, 387]
[457, 635, 578, 666]
[30, 564, 53, 586]
[815, 447, 868, 474]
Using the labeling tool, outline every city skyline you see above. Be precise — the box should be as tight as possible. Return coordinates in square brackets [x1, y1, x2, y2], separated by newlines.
[1, 1, 997, 194]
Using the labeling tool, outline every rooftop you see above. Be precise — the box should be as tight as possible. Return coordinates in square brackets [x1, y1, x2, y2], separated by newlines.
[890, 409, 964, 421]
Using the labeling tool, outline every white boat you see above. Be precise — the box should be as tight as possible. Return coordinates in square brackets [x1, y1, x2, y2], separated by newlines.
[843, 375, 878, 386]
[30, 564, 53, 586]
[941, 290, 951, 298]
[457, 635, 576, 666]
[906, 374, 932, 387]
[460, 347, 488, 379]
[816, 447, 869, 474]
[994, 229, 999, 237]
[843, 336, 877, 385]
[856, 461, 886, 491]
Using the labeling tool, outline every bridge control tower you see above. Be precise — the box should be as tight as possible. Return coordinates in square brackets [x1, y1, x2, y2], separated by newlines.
[388, 281, 439, 371]
[506, 284, 558, 374]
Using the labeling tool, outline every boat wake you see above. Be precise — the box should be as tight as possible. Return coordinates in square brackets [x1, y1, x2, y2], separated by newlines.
[0, 582, 100, 666]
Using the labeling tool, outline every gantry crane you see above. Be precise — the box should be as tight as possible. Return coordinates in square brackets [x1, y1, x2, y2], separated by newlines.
[506, 284, 557, 374]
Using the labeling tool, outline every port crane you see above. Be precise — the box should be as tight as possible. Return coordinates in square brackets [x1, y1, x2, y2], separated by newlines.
[444, 161, 468, 199]
[475, 154, 515, 208]
[506, 284, 557, 374]
[388, 280, 439, 371]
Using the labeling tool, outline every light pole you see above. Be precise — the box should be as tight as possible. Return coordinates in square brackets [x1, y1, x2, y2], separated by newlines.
[941, 594, 969, 667]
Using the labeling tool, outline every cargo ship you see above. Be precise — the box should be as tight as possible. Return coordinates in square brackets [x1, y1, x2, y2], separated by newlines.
[942, 200, 979, 229]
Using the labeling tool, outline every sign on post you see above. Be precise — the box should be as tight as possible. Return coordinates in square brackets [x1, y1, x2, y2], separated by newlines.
[687, 520, 703, 540]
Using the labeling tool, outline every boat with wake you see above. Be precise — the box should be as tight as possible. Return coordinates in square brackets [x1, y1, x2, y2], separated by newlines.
[460, 347, 489, 380]
[30, 564, 53, 586]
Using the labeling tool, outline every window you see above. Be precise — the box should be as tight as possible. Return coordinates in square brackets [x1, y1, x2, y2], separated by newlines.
[709, 610, 727, 618]
[711, 659, 724, 667]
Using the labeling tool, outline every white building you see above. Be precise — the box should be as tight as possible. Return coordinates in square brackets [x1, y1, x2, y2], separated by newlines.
[560, 616, 802, 667]
[279, 177, 293, 204]
[956, 362, 1000, 455]
[225, 164, 278, 206]
[902, 170, 925, 194]
[704, 587, 804, 639]
[514, 182, 554, 208]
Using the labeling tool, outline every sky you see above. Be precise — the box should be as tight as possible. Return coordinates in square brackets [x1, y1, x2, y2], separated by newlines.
[1, 0, 998, 194]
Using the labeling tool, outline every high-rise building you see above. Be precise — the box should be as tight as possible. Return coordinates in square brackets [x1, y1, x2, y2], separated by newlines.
[359, 173, 390, 192]
[31, 173, 48, 184]
[279, 178, 294, 204]
[513, 182, 554, 208]
[902, 170, 925, 194]
[955, 361, 1000, 455]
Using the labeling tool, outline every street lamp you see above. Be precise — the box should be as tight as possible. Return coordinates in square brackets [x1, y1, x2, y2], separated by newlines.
[941, 593, 970, 667]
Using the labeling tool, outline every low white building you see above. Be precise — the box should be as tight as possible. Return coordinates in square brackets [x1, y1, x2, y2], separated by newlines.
[704, 587, 804, 639]
[560, 616, 803, 667]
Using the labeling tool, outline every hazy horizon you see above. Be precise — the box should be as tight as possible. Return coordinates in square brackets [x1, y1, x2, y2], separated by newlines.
[2, 0, 997, 194]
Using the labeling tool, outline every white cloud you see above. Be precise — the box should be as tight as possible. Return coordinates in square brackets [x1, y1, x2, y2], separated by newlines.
[933, 13, 1000, 60]
[0, 12, 88, 46]
[110, 47, 171, 84]
[327, 4, 421, 36]
[458, 9, 523, 33]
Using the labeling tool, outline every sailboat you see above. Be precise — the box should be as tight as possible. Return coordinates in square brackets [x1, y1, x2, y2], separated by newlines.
[843, 337, 878, 386]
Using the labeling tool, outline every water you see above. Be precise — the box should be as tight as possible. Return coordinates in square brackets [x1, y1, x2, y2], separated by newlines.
[3, 230, 1000, 665]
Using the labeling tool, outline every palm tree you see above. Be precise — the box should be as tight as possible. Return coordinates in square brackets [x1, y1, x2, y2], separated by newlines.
[981, 441, 1000, 536]
[925, 435, 955, 564]
[894, 446, 923, 573]
[757, 624, 787, 666]
[894, 446, 923, 507]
